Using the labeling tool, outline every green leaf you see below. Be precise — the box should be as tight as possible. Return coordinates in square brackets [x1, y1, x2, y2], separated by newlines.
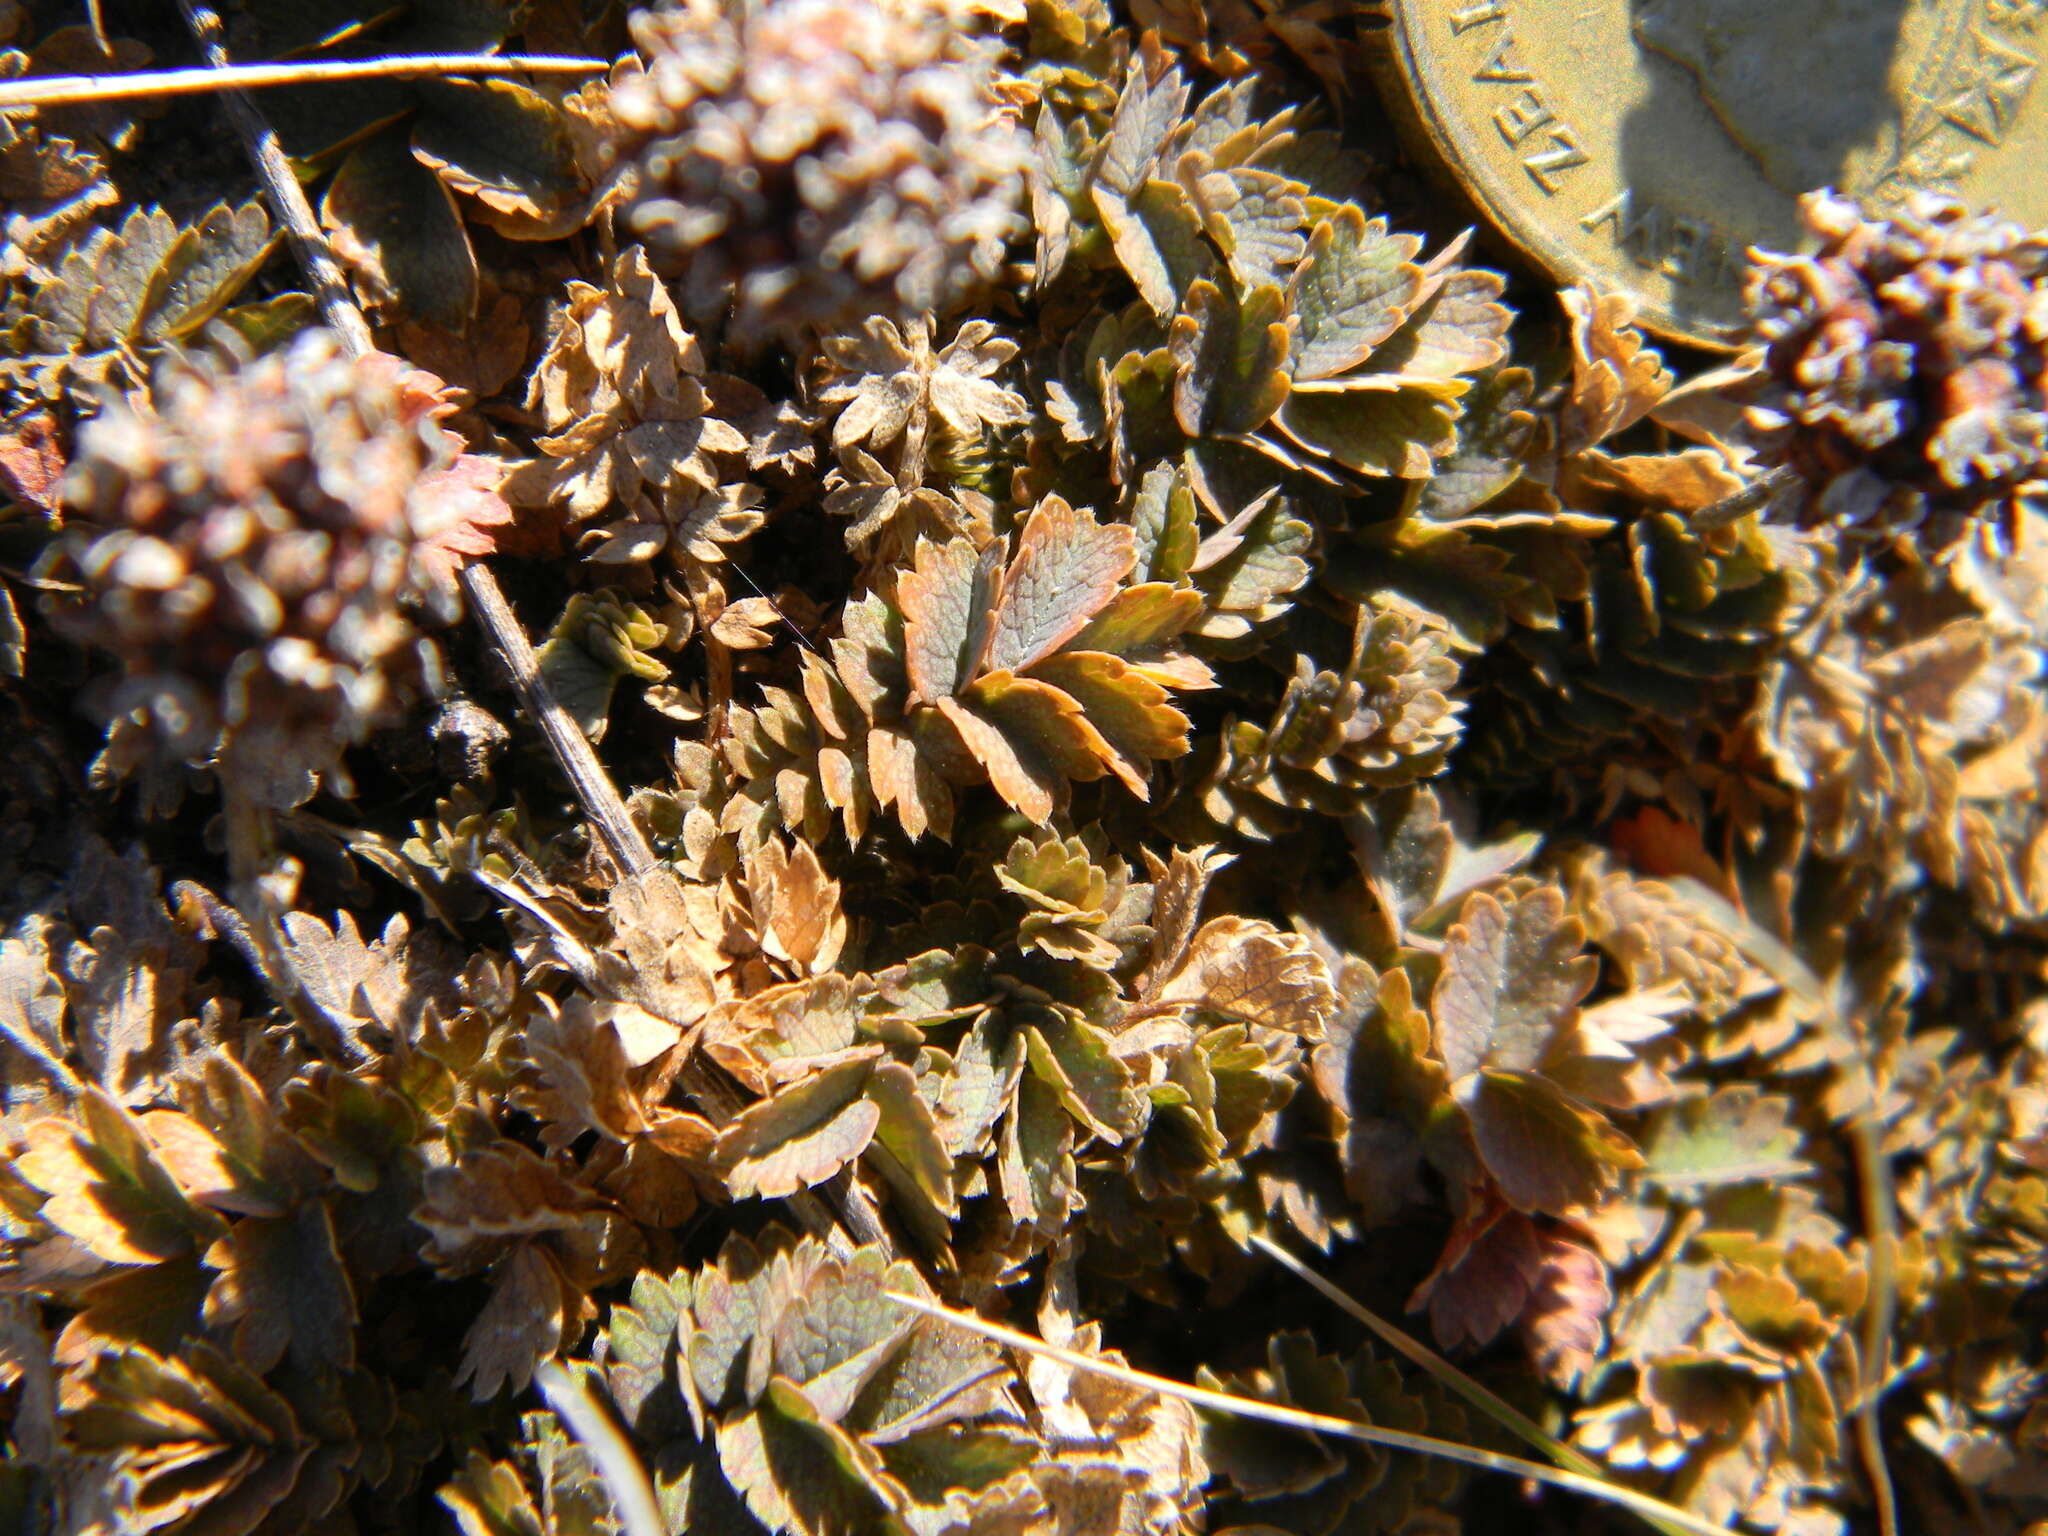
[139, 202, 277, 342]
[321, 126, 477, 329]
[1188, 487, 1312, 639]
[1128, 461, 1200, 582]
[1433, 887, 1596, 1082]
[245, 0, 515, 155]
[439, 1452, 544, 1536]
[942, 672, 1114, 821]
[1642, 1086, 1810, 1189]
[200, 1200, 356, 1375]
[411, 78, 585, 236]
[57, 1255, 211, 1363]
[171, 1051, 323, 1218]
[1099, 176, 1215, 319]
[767, 1248, 918, 1421]
[67, 1341, 303, 1534]
[1200, 1332, 1371, 1502]
[211, 292, 318, 354]
[1404, 368, 1540, 526]
[1288, 205, 1424, 381]
[714, 1055, 884, 1200]
[1371, 267, 1511, 382]
[934, 1011, 1025, 1159]
[1022, 1006, 1142, 1144]
[602, 1277, 700, 1449]
[1311, 965, 1443, 1226]
[876, 1424, 1039, 1507]
[35, 205, 175, 351]
[1172, 74, 1262, 164]
[1108, 341, 1183, 474]
[1457, 1070, 1641, 1214]
[660, 1435, 774, 1536]
[521, 1408, 618, 1536]
[1351, 785, 1541, 941]
[1272, 387, 1456, 479]
[534, 594, 670, 742]
[715, 1379, 901, 1536]
[1091, 61, 1189, 199]
[1029, 650, 1191, 795]
[603, 1268, 696, 1436]
[1070, 583, 1204, 658]
[1190, 164, 1306, 292]
[1324, 527, 1521, 653]
[689, 1234, 783, 1410]
[1170, 280, 1290, 438]
[863, 1061, 958, 1220]
[998, 1068, 1075, 1228]
[846, 1317, 1010, 1445]
[707, 975, 866, 1089]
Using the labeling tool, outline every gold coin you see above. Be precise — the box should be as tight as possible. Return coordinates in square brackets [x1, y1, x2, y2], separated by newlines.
[1376, 0, 2048, 349]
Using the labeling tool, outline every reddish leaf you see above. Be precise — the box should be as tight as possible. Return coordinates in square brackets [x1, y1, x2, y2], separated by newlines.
[0, 411, 64, 517]
[900, 537, 999, 705]
[1519, 1235, 1610, 1387]
[414, 453, 517, 591]
[984, 497, 1136, 677]
[1456, 1069, 1642, 1215]
[1408, 1205, 1545, 1354]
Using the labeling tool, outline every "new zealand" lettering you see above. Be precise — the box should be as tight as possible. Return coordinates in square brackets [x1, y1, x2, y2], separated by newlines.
[1445, 1, 1590, 195]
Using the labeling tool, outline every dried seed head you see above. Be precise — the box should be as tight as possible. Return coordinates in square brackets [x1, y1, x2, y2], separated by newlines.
[1745, 190, 2048, 549]
[610, 0, 1029, 342]
[57, 329, 463, 807]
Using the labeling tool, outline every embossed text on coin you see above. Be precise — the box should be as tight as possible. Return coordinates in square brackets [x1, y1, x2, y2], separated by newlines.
[1379, 0, 2048, 347]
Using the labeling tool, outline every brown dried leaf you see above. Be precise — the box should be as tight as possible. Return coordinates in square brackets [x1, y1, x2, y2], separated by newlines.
[1558, 284, 1671, 454]
[1144, 915, 1335, 1038]
[416, 1143, 607, 1275]
[460, 1241, 591, 1400]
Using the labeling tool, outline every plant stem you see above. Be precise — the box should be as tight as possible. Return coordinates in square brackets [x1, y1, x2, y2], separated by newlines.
[172, 0, 373, 358]
[0, 52, 607, 110]
[172, 0, 896, 1266]
[457, 562, 658, 877]
[885, 1290, 1740, 1536]
[533, 1360, 665, 1536]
